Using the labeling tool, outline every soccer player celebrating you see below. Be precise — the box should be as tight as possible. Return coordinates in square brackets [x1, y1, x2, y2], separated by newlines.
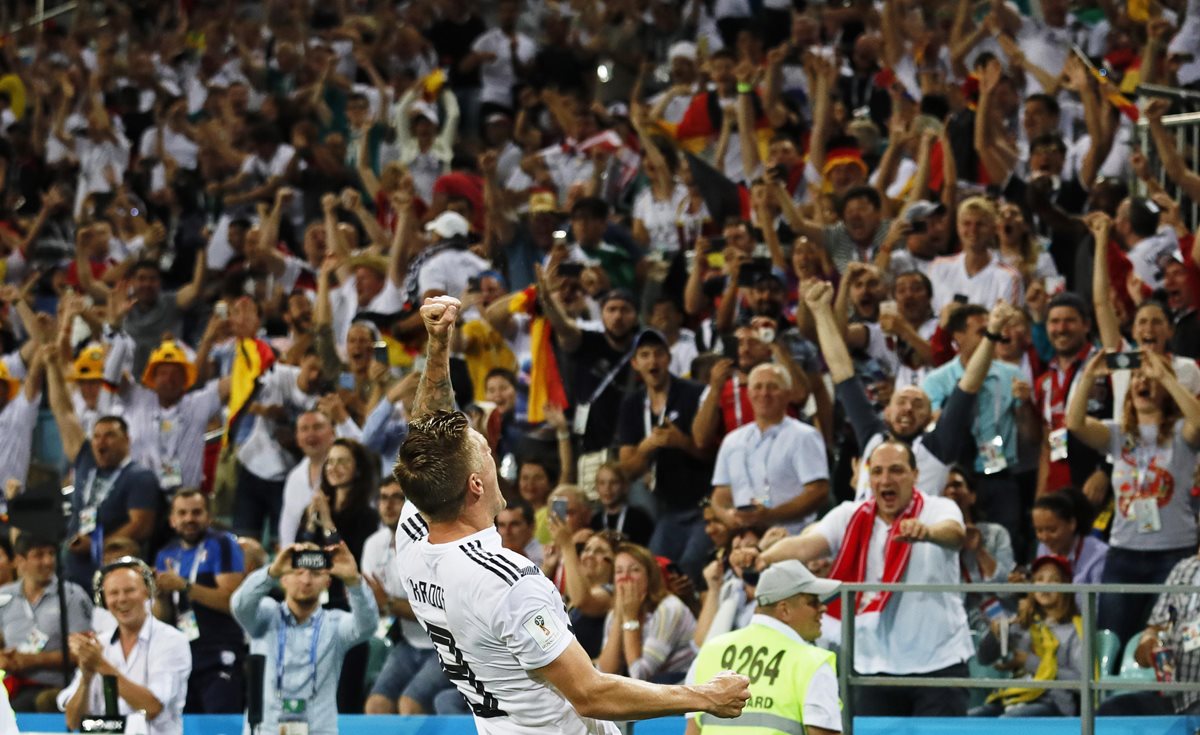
[394, 295, 751, 733]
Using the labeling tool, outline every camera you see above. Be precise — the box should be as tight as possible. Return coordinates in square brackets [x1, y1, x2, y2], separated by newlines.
[557, 262, 584, 279]
[292, 549, 331, 571]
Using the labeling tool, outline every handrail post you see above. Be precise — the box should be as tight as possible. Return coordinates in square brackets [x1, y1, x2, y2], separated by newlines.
[1081, 590, 1094, 735]
[840, 588, 854, 735]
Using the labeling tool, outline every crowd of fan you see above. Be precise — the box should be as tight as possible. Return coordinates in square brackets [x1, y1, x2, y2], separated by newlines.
[0, 0, 1198, 727]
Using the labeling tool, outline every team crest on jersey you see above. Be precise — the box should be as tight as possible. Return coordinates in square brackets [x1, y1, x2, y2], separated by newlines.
[520, 566, 541, 577]
[522, 606, 564, 651]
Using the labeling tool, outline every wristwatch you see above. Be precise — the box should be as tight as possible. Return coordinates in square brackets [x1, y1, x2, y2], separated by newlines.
[622, 620, 641, 632]
[983, 330, 1009, 344]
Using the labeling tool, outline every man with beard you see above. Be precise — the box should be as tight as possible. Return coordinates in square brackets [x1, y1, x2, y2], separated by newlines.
[539, 276, 640, 453]
[231, 541, 376, 735]
[1033, 292, 1110, 499]
[617, 329, 710, 580]
[153, 490, 247, 713]
[806, 281, 1009, 503]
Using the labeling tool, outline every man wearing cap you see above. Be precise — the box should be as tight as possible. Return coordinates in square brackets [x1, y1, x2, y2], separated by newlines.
[711, 363, 830, 536]
[762, 439, 973, 717]
[102, 328, 230, 492]
[411, 210, 490, 303]
[648, 42, 699, 124]
[686, 560, 842, 735]
[392, 80, 459, 203]
[617, 329, 711, 580]
[67, 343, 123, 441]
[538, 267, 640, 453]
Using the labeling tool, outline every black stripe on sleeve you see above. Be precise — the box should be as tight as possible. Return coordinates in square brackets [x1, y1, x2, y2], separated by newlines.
[460, 543, 517, 585]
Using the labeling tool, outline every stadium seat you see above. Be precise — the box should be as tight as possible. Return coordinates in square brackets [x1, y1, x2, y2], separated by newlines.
[1117, 635, 1156, 681]
[1095, 629, 1121, 677]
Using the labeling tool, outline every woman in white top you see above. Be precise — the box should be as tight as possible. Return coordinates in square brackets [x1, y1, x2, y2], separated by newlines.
[630, 105, 688, 255]
[1066, 348, 1200, 646]
[599, 542, 697, 683]
[995, 202, 1059, 286]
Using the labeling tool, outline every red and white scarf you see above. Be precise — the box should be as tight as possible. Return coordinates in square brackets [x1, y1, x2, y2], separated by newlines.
[826, 491, 925, 620]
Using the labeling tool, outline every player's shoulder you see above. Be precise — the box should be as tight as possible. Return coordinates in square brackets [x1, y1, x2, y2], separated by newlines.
[453, 537, 545, 589]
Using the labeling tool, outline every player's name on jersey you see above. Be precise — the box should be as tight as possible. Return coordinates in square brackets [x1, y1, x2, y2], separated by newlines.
[408, 578, 446, 610]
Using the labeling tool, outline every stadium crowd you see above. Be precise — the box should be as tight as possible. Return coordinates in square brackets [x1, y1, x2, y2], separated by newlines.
[0, 0, 1199, 730]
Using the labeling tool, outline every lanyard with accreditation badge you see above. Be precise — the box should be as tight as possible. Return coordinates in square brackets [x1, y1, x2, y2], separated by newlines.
[277, 607, 324, 727]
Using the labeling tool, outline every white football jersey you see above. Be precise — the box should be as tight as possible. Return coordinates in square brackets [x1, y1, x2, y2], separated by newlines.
[396, 523, 619, 735]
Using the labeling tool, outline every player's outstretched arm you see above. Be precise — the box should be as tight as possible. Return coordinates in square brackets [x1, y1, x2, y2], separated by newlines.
[535, 639, 750, 722]
[412, 295, 460, 420]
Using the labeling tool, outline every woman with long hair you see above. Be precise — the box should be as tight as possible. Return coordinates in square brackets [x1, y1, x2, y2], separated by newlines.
[598, 542, 697, 683]
[1065, 349, 1200, 645]
[299, 438, 381, 714]
[971, 556, 1084, 717]
[995, 202, 1058, 285]
[549, 524, 622, 658]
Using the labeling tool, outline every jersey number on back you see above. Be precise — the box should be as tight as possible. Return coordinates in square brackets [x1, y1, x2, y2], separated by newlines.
[720, 645, 785, 685]
[425, 621, 507, 718]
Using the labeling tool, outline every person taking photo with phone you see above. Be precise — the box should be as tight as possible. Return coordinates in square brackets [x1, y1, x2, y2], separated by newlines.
[1065, 348, 1200, 646]
[230, 541, 378, 735]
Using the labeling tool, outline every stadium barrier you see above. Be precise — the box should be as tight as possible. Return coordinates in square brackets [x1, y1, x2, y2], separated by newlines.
[1134, 105, 1200, 231]
[836, 580, 1200, 735]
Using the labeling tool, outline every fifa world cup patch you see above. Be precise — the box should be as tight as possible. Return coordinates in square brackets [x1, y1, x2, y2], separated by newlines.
[522, 606, 564, 651]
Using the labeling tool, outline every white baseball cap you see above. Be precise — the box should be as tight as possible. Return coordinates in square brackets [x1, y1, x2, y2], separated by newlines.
[425, 211, 470, 240]
[668, 41, 697, 63]
[755, 560, 841, 605]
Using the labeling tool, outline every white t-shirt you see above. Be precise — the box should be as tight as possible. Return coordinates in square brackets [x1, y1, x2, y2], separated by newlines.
[396, 524, 619, 734]
[417, 249, 492, 299]
[633, 184, 689, 254]
[471, 29, 538, 107]
[138, 125, 199, 170]
[928, 252, 1025, 313]
[814, 494, 975, 675]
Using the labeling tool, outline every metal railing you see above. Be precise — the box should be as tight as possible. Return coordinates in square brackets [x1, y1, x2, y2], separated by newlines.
[835, 580, 1200, 735]
[5, 0, 76, 33]
[1134, 110, 1200, 231]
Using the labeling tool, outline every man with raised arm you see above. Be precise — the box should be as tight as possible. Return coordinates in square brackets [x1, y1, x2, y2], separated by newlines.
[804, 281, 1015, 502]
[393, 295, 751, 733]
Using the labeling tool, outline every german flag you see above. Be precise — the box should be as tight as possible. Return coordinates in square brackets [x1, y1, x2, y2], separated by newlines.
[665, 89, 773, 157]
[224, 338, 277, 447]
[509, 287, 567, 424]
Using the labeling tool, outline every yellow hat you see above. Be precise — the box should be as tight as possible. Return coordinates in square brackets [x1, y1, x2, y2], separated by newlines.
[141, 340, 197, 390]
[70, 344, 106, 382]
[347, 253, 389, 278]
[0, 361, 18, 402]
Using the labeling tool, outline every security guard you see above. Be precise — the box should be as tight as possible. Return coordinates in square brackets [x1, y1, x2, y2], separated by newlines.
[687, 560, 842, 735]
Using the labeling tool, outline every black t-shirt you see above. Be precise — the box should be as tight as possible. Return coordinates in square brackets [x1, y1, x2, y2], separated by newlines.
[1172, 310, 1200, 360]
[616, 378, 711, 511]
[428, 16, 487, 88]
[589, 505, 655, 546]
[567, 331, 635, 452]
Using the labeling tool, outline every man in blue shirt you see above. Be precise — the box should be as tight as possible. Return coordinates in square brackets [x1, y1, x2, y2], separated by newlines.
[921, 303, 1041, 551]
[154, 489, 247, 713]
[231, 541, 377, 735]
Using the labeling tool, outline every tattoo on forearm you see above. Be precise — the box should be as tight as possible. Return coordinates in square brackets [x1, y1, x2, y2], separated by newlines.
[412, 344, 454, 419]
